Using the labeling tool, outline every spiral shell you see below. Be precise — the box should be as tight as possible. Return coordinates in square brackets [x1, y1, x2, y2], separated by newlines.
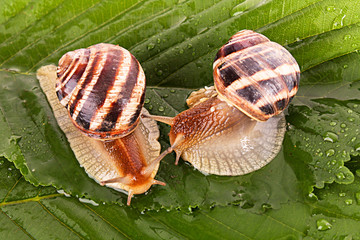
[213, 30, 300, 121]
[56, 43, 146, 139]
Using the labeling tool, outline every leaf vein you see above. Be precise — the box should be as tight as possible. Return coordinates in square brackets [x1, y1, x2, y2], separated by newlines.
[0, 0, 66, 49]
[37, 201, 85, 240]
[2, 175, 23, 204]
[29, 0, 151, 72]
[0, 0, 103, 69]
[200, 210, 253, 239]
[81, 204, 131, 239]
[0, 208, 35, 240]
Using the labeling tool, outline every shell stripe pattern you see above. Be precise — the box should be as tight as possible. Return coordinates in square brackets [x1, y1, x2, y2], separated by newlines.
[56, 43, 146, 139]
[213, 30, 300, 121]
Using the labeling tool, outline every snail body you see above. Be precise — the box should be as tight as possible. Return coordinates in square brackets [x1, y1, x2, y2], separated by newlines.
[37, 43, 165, 205]
[147, 30, 300, 175]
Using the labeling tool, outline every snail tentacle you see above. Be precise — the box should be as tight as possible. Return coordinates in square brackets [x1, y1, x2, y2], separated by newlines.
[142, 113, 174, 125]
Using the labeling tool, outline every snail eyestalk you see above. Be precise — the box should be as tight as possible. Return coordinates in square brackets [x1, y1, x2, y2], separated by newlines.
[142, 113, 174, 125]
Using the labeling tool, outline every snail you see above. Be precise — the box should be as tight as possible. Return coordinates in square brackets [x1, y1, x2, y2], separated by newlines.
[36, 43, 165, 205]
[145, 30, 300, 175]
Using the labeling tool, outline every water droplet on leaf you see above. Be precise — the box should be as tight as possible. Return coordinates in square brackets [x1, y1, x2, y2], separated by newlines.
[317, 219, 332, 231]
[336, 172, 345, 180]
[355, 192, 360, 204]
[345, 199, 353, 205]
[326, 6, 335, 12]
[354, 143, 360, 152]
[343, 34, 351, 40]
[326, 149, 335, 156]
[323, 132, 338, 143]
[147, 43, 155, 50]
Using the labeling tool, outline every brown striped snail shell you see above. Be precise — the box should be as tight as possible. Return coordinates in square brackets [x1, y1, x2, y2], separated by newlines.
[56, 43, 145, 140]
[37, 43, 165, 205]
[145, 30, 300, 176]
[213, 30, 300, 121]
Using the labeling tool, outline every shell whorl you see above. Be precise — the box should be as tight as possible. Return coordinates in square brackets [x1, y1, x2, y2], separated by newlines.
[213, 30, 300, 121]
[56, 43, 146, 139]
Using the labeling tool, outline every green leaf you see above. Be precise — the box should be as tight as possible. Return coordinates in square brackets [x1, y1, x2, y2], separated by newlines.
[1, 0, 360, 233]
[1, 157, 360, 239]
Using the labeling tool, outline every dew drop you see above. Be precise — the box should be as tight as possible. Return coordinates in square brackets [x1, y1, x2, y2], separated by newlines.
[345, 199, 353, 205]
[343, 34, 351, 40]
[351, 137, 357, 142]
[348, 109, 353, 114]
[147, 43, 155, 50]
[356, 169, 360, 177]
[348, 117, 355, 122]
[157, 38, 161, 44]
[336, 172, 345, 180]
[158, 106, 165, 112]
[317, 219, 332, 231]
[343, 64, 348, 69]
[326, 149, 335, 157]
[326, 6, 335, 12]
[329, 121, 337, 126]
[332, 13, 346, 29]
[148, 105, 153, 110]
[0, 159, 4, 165]
[355, 192, 360, 204]
[339, 192, 346, 197]
[323, 132, 338, 143]
[340, 123, 347, 128]
[170, 89, 176, 93]
[354, 143, 360, 152]
[144, 98, 150, 104]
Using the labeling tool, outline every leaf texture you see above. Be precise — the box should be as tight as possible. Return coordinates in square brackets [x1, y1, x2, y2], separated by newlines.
[1, 0, 360, 238]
